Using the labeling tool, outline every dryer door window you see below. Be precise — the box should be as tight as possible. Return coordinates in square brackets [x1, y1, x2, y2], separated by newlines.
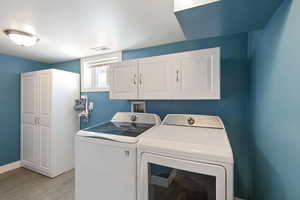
[139, 153, 226, 200]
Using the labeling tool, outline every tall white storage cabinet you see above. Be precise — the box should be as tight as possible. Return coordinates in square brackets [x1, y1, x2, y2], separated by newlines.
[21, 69, 80, 178]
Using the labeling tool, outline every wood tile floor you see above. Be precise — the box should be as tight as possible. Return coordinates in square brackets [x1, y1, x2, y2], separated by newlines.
[0, 168, 74, 200]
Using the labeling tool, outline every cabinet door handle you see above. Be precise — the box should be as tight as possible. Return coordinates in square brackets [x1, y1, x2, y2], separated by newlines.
[34, 117, 40, 125]
[139, 73, 143, 85]
[133, 74, 137, 85]
[124, 150, 130, 156]
[176, 70, 179, 82]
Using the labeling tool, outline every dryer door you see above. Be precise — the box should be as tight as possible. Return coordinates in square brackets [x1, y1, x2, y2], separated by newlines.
[139, 153, 226, 200]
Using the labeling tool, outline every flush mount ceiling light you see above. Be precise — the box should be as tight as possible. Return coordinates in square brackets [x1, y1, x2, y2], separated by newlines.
[3, 29, 39, 47]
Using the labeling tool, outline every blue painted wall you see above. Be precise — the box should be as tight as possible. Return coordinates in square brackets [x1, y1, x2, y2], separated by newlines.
[248, 0, 299, 199]
[79, 92, 130, 129]
[49, 59, 81, 74]
[0, 54, 47, 166]
[51, 33, 251, 199]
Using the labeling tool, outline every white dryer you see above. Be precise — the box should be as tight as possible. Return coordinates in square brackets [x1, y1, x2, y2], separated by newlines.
[137, 114, 234, 200]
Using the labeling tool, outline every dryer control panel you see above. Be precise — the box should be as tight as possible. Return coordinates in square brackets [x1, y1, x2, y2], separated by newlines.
[162, 114, 224, 129]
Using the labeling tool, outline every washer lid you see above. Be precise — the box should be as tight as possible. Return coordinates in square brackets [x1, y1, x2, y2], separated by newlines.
[84, 122, 155, 137]
[77, 112, 161, 143]
[138, 115, 233, 164]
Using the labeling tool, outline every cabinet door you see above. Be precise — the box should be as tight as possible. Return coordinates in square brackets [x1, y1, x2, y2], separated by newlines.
[21, 72, 38, 168]
[138, 57, 179, 99]
[179, 48, 220, 99]
[37, 71, 52, 172]
[110, 60, 138, 99]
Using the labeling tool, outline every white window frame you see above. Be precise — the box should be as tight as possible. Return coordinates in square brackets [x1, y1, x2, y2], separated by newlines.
[81, 51, 122, 92]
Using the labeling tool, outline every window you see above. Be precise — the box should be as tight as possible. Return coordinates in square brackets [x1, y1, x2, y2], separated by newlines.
[81, 52, 122, 92]
[95, 65, 109, 89]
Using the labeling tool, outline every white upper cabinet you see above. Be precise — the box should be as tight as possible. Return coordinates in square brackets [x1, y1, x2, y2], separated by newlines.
[177, 48, 220, 99]
[110, 60, 139, 99]
[109, 47, 220, 100]
[138, 57, 180, 99]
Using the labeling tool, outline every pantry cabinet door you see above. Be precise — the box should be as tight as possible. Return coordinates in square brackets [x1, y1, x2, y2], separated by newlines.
[21, 72, 38, 168]
[138, 57, 180, 99]
[179, 47, 220, 99]
[110, 60, 138, 99]
[37, 71, 52, 172]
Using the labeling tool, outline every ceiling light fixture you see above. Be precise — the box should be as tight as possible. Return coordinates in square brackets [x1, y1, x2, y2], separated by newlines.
[3, 29, 39, 47]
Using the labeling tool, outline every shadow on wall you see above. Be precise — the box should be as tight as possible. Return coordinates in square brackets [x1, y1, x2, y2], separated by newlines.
[249, 0, 296, 200]
[252, 145, 286, 200]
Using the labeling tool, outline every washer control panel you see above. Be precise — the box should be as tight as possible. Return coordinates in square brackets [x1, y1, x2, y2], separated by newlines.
[111, 112, 161, 125]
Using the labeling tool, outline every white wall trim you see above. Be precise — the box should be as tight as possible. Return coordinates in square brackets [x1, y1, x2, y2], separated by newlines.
[0, 161, 21, 174]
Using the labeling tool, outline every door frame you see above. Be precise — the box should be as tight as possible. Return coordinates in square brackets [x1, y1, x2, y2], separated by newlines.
[139, 153, 227, 200]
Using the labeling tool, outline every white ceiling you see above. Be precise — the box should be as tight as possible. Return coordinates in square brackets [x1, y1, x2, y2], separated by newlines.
[0, 0, 185, 63]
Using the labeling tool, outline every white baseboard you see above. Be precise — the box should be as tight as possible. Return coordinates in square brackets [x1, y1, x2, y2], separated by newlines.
[0, 161, 21, 174]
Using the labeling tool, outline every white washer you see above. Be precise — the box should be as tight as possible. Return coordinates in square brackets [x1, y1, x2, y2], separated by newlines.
[137, 114, 234, 200]
[75, 112, 161, 200]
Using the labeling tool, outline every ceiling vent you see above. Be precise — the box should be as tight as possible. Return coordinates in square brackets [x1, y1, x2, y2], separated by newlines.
[90, 46, 111, 52]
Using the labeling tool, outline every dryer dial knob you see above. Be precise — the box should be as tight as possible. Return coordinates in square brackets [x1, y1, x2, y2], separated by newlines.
[131, 115, 137, 122]
[187, 117, 195, 125]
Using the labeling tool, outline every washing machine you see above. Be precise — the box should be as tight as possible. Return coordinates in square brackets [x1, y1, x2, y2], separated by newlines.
[75, 112, 161, 200]
[137, 114, 234, 200]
